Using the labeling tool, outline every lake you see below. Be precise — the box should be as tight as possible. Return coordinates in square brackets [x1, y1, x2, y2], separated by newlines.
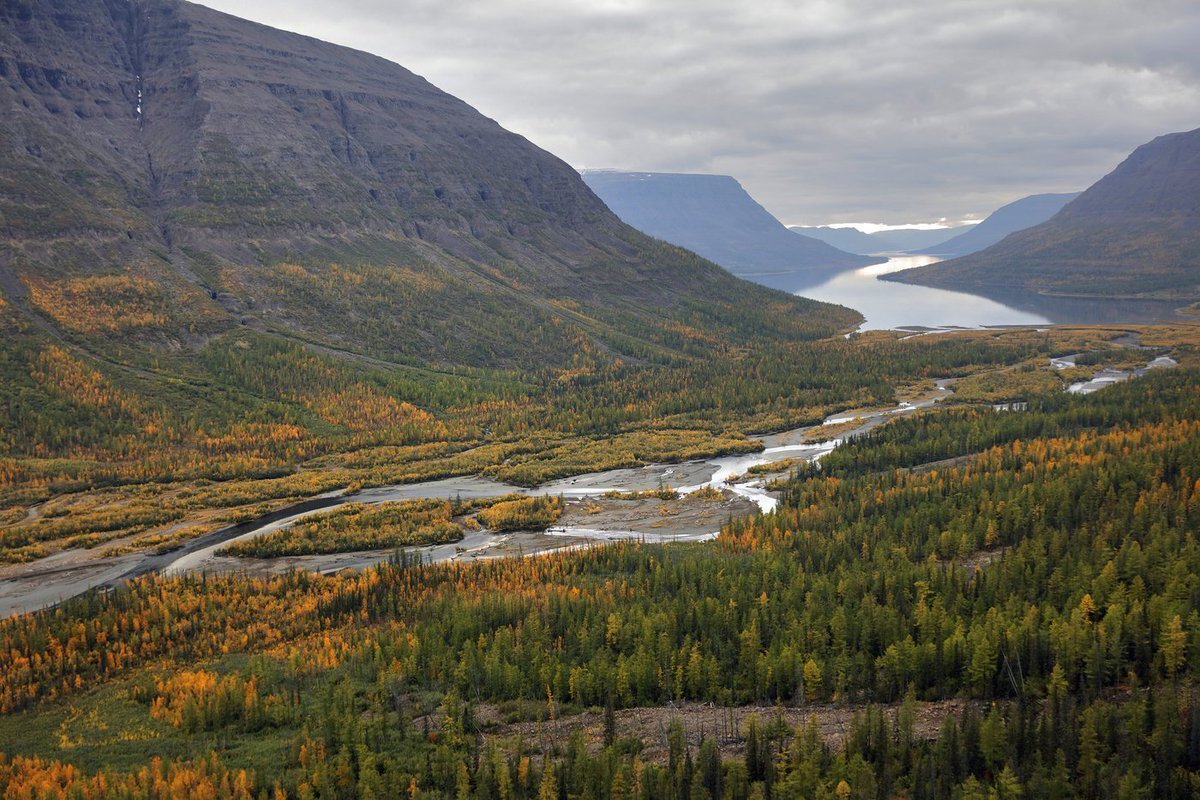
[801, 255, 1188, 331]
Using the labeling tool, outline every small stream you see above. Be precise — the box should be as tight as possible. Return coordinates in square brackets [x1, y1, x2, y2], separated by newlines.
[1054, 353, 1178, 394]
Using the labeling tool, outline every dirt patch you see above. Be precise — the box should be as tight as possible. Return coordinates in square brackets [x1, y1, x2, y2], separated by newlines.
[0, 548, 142, 618]
[477, 699, 976, 760]
[541, 461, 718, 495]
[801, 419, 873, 443]
[907, 454, 976, 474]
[954, 547, 1006, 573]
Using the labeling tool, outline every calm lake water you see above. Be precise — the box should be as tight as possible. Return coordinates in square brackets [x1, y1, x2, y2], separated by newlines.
[801, 256, 1189, 331]
[800, 256, 1050, 331]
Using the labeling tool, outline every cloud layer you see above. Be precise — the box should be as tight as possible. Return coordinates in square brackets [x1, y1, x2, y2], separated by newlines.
[201, 0, 1200, 225]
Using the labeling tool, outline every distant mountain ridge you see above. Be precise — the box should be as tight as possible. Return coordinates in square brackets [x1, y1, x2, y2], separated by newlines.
[787, 226, 886, 255]
[790, 224, 971, 255]
[890, 128, 1200, 299]
[915, 193, 1080, 257]
[874, 227, 975, 253]
[581, 170, 879, 292]
[793, 193, 1081, 258]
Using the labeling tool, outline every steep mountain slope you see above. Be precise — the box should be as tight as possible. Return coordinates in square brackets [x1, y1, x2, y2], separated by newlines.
[890, 128, 1200, 298]
[915, 192, 1080, 256]
[581, 170, 879, 291]
[0, 0, 855, 372]
[791, 224, 971, 255]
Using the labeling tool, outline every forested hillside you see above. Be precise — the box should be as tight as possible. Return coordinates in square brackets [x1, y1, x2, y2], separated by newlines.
[2, 365, 1198, 798]
[2, 311, 1059, 564]
[0, 0, 863, 494]
[4, 3, 1200, 799]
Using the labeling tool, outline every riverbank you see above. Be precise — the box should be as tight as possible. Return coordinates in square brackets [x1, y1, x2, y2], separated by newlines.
[1, 380, 960, 618]
[4, 335, 1189, 620]
[5, 342, 1185, 620]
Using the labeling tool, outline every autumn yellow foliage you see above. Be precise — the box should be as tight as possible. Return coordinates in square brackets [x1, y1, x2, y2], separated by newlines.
[25, 274, 169, 334]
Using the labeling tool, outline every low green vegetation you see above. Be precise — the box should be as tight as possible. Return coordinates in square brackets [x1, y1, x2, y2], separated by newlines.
[946, 361, 1066, 402]
[602, 486, 680, 500]
[474, 495, 563, 532]
[745, 458, 802, 475]
[216, 499, 465, 558]
[215, 494, 565, 558]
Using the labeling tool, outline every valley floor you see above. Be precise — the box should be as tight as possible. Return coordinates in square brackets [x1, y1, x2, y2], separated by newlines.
[0, 378, 955, 617]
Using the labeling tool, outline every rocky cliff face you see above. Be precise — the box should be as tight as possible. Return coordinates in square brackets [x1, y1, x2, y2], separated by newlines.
[1, 0, 850, 365]
[890, 129, 1200, 299]
[2, 0, 605, 253]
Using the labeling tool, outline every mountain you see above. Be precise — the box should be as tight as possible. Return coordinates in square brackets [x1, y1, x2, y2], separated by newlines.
[788, 225, 884, 255]
[0, 0, 855, 374]
[581, 170, 880, 292]
[870, 226, 972, 253]
[790, 224, 971, 255]
[914, 193, 1080, 256]
[889, 128, 1200, 299]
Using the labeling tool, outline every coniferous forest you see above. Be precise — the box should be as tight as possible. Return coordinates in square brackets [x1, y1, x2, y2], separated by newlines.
[2, 359, 1200, 799]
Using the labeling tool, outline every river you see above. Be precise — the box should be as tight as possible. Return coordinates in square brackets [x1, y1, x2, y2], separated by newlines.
[123, 349, 1181, 588]
[0, 327, 1178, 617]
[158, 350, 1177, 585]
[2, 397, 935, 617]
[159, 396, 932, 578]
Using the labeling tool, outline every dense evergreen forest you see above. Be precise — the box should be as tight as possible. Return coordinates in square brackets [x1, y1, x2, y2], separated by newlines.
[1, 364, 1198, 798]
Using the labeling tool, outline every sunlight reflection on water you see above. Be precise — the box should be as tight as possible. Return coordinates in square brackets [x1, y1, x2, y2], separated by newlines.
[800, 256, 1051, 331]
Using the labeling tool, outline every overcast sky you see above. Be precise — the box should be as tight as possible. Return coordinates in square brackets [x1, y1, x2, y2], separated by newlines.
[202, 0, 1199, 227]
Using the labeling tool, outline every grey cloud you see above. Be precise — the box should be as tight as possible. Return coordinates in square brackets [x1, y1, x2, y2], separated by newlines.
[200, 0, 1200, 224]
